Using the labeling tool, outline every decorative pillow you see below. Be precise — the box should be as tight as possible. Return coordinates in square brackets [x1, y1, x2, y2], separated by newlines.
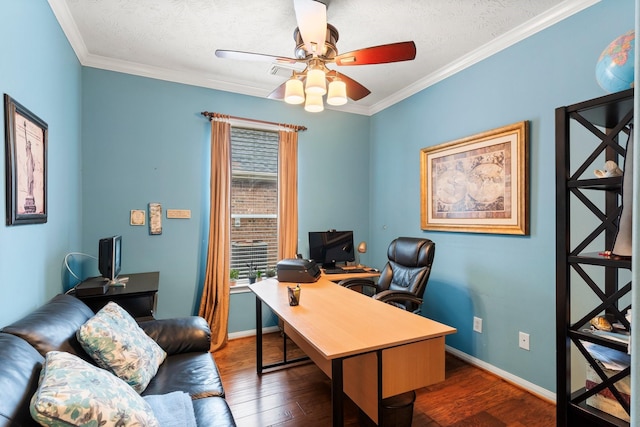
[77, 302, 166, 393]
[30, 351, 159, 427]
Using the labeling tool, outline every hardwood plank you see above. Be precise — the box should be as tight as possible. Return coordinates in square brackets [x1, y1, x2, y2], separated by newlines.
[448, 411, 506, 427]
[214, 332, 555, 426]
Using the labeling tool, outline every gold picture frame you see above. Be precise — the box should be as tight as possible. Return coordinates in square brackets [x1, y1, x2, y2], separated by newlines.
[4, 94, 48, 225]
[420, 121, 529, 235]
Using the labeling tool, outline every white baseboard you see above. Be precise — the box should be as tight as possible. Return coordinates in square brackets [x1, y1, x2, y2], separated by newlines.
[445, 345, 556, 403]
[228, 326, 280, 340]
[227, 329, 556, 404]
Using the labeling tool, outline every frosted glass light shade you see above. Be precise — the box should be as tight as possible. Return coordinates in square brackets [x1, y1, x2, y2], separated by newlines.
[284, 78, 305, 104]
[327, 80, 347, 106]
[305, 68, 327, 95]
[304, 93, 324, 112]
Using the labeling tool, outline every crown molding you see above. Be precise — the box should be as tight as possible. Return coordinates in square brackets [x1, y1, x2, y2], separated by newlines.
[81, 53, 372, 115]
[48, 0, 89, 59]
[48, 0, 600, 117]
[368, 0, 601, 115]
[83, 53, 271, 95]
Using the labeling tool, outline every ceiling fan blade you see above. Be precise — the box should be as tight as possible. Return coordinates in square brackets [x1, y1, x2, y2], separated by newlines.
[334, 41, 416, 66]
[293, 0, 327, 56]
[326, 70, 370, 101]
[267, 81, 288, 100]
[215, 49, 298, 65]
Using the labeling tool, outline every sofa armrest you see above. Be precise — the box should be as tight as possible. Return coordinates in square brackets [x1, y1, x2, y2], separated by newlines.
[139, 317, 211, 355]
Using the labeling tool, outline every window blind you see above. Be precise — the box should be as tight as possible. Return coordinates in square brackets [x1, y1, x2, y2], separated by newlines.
[230, 127, 279, 279]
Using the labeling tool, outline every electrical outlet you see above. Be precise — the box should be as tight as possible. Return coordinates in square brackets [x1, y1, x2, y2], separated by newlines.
[473, 316, 482, 333]
[519, 332, 530, 350]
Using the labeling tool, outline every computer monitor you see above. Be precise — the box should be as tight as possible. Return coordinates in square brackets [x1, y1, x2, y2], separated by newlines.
[308, 230, 355, 268]
[98, 235, 122, 284]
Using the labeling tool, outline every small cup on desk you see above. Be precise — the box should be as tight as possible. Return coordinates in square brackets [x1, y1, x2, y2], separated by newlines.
[287, 284, 301, 306]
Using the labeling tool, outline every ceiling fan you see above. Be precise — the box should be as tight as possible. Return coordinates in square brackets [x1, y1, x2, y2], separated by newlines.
[215, 0, 416, 111]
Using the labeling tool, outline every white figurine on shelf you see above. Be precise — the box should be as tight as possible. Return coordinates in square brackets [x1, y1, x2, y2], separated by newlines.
[594, 160, 623, 178]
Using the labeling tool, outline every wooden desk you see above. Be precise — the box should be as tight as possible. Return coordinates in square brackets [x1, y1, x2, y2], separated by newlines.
[72, 272, 159, 321]
[250, 277, 456, 426]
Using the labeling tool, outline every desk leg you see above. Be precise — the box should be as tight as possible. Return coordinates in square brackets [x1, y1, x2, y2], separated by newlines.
[331, 358, 344, 427]
[255, 296, 263, 375]
[377, 350, 383, 424]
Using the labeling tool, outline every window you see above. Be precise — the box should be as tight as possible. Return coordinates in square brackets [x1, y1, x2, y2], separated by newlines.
[230, 127, 279, 280]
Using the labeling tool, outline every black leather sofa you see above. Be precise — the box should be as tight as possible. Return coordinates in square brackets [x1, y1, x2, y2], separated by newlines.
[0, 294, 236, 426]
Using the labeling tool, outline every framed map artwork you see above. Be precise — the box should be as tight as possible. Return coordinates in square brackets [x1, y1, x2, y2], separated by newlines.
[420, 121, 529, 235]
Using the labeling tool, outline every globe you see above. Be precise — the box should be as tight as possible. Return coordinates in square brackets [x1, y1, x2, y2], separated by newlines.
[595, 30, 635, 93]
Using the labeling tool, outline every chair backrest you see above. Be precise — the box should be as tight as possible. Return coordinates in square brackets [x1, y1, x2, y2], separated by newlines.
[376, 237, 435, 299]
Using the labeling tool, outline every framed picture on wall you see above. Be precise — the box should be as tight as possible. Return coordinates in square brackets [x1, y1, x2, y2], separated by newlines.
[4, 94, 48, 225]
[420, 121, 529, 235]
[148, 203, 162, 235]
[130, 209, 146, 226]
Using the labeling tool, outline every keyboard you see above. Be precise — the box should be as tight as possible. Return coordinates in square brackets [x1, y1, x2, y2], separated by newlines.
[324, 268, 367, 274]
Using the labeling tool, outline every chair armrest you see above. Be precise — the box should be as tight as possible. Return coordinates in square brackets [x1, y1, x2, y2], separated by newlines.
[338, 278, 378, 296]
[139, 316, 211, 355]
[374, 290, 423, 314]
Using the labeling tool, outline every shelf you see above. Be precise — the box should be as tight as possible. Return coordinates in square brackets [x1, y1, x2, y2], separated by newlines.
[568, 330, 629, 354]
[566, 89, 634, 129]
[556, 89, 633, 427]
[568, 177, 622, 191]
[569, 396, 629, 427]
[567, 252, 631, 269]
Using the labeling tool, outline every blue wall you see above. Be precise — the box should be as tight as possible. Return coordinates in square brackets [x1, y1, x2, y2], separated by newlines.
[0, 0, 635, 396]
[369, 0, 635, 392]
[79, 68, 370, 320]
[0, 1, 82, 325]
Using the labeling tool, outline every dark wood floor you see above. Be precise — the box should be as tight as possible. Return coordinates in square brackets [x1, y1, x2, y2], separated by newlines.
[213, 332, 555, 427]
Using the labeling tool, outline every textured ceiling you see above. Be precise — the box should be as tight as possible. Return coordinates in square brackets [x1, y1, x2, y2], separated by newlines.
[48, 0, 598, 115]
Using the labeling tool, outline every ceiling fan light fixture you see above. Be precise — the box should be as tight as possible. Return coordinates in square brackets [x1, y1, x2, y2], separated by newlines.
[284, 78, 305, 104]
[326, 79, 347, 106]
[304, 93, 324, 113]
[216, 2, 418, 112]
[305, 68, 327, 95]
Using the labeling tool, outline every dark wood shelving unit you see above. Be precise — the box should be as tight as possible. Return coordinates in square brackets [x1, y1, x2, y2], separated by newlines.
[556, 88, 633, 427]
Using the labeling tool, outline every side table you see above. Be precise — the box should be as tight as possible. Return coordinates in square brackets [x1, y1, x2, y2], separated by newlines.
[72, 271, 159, 321]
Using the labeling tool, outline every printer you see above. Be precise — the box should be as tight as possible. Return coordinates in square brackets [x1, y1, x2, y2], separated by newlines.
[276, 258, 320, 283]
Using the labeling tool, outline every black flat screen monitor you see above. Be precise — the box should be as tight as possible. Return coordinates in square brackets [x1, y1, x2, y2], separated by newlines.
[308, 230, 355, 268]
[98, 235, 122, 283]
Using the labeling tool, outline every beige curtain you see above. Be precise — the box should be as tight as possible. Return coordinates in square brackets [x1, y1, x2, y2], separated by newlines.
[199, 118, 300, 351]
[198, 115, 231, 352]
[278, 127, 299, 260]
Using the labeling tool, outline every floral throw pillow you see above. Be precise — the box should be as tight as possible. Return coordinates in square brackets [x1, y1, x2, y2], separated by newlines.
[30, 351, 159, 427]
[77, 302, 166, 393]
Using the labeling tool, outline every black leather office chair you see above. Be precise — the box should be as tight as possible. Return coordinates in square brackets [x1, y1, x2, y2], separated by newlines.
[339, 237, 435, 314]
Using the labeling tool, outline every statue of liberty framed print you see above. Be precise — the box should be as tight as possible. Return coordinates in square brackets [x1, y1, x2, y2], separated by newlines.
[4, 94, 48, 225]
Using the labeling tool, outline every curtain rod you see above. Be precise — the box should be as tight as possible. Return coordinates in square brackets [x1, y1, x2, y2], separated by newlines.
[200, 111, 307, 132]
